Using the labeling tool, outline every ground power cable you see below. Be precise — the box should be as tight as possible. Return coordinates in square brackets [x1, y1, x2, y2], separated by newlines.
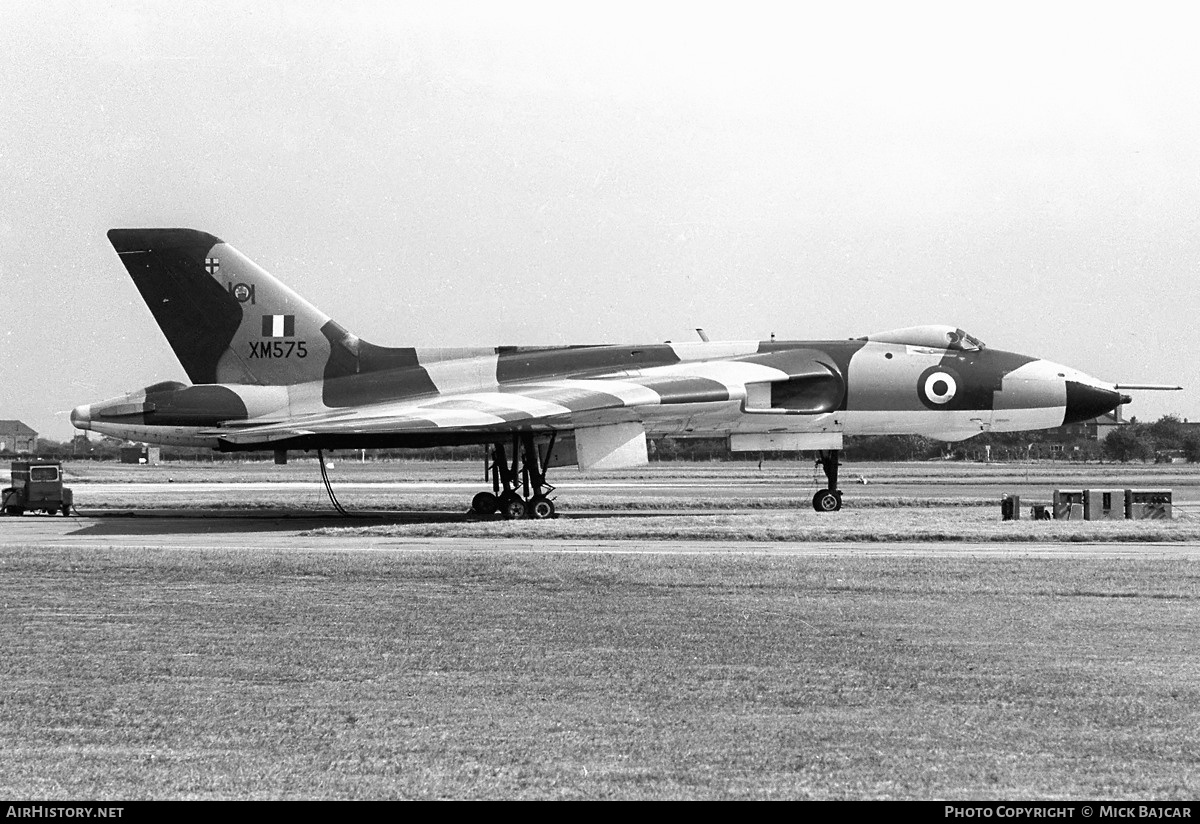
[317, 450, 350, 517]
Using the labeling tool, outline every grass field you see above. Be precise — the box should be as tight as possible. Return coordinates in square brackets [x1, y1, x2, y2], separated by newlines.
[313, 508, 1200, 543]
[1, 547, 1197, 799]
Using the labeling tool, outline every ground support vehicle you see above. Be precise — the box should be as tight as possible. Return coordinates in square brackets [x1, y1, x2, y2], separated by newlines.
[1, 460, 72, 516]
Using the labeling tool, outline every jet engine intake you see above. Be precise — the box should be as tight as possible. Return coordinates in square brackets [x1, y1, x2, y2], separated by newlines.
[742, 372, 845, 415]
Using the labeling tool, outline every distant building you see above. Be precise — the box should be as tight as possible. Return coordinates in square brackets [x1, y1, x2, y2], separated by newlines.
[1088, 408, 1127, 442]
[0, 420, 38, 454]
[119, 444, 160, 465]
[1055, 406, 1127, 441]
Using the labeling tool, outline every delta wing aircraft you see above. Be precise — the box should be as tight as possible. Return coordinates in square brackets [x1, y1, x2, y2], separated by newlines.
[72, 229, 1172, 517]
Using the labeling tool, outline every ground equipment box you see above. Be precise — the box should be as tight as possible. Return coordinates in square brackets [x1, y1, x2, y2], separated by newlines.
[1000, 494, 1020, 521]
[1084, 489, 1124, 521]
[1125, 489, 1172, 520]
[1053, 489, 1084, 520]
[2, 461, 72, 516]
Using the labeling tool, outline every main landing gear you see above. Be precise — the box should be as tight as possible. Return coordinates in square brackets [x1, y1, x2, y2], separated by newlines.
[812, 449, 843, 512]
[470, 433, 558, 520]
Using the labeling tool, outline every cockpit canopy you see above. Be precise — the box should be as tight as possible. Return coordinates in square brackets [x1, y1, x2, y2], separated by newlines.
[857, 325, 985, 352]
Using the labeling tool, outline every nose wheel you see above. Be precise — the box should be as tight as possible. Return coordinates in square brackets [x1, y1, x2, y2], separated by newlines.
[812, 489, 842, 512]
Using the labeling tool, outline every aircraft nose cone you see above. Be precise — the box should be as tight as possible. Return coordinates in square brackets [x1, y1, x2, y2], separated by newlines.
[1063, 381, 1124, 425]
[70, 405, 91, 430]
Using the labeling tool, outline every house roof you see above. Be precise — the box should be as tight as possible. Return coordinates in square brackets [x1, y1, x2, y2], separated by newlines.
[0, 420, 38, 436]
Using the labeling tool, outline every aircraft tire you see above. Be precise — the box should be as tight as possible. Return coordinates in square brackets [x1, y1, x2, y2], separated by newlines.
[529, 495, 555, 520]
[501, 496, 529, 520]
[812, 490, 842, 512]
[471, 491, 499, 515]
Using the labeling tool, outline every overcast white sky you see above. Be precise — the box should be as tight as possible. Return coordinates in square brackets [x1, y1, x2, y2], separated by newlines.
[2, 0, 1197, 440]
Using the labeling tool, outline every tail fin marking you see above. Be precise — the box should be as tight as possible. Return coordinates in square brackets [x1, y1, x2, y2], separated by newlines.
[108, 229, 334, 386]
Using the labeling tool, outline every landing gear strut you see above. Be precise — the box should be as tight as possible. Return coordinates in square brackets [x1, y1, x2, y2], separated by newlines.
[471, 433, 558, 519]
[812, 449, 842, 512]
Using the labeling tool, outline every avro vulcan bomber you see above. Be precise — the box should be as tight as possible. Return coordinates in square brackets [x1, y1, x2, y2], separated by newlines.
[72, 229, 1172, 516]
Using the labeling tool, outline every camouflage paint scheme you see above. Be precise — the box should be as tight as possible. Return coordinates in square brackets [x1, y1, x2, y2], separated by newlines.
[72, 230, 1126, 465]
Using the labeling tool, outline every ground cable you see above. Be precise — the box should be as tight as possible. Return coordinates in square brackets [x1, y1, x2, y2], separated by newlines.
[318, 450, 350, 516]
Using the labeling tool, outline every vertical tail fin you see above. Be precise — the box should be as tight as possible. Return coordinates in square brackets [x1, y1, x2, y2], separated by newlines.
[107, 229, 337, 386]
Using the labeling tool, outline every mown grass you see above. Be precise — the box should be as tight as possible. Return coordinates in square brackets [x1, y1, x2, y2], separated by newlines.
[1, 548, 1198, 799]
[311, 508, 1200, 544]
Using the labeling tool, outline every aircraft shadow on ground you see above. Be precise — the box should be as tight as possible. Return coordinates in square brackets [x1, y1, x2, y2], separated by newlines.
[64, 508, 692, 536]
[66, 509, 472, 536]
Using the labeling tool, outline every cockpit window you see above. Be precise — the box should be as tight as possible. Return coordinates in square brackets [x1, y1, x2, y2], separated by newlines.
[858, 325, 986, 351]
[947, 329, 985, 351]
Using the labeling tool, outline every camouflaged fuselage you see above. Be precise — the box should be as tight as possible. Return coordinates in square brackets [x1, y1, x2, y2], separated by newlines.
[72, 230, 1126, 455]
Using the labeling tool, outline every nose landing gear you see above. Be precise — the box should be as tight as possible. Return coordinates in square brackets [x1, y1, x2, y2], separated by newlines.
[812, 449, 843, 512]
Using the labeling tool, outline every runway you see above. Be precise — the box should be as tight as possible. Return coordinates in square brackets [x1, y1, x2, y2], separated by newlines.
[2, 510, 1197, 559]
